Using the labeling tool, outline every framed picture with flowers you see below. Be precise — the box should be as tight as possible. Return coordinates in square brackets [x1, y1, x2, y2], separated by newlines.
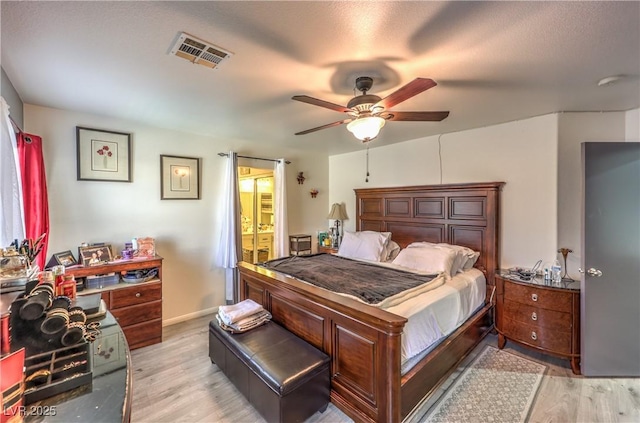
[76, 126, 132, 182]
[160, 155, 201, 199]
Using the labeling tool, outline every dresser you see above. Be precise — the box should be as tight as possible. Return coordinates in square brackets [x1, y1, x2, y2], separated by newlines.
[495, 272, 581, 374]
[66, 256, 163, 350]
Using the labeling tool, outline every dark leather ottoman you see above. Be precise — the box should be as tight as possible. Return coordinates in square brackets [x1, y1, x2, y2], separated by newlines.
[209, 320, 330, 423]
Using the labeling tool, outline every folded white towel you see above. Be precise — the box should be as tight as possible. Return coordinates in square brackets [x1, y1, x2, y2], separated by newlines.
[231, 309, 272, 330]
[216, 310, 272, 334]
[218, 299, 264, 325]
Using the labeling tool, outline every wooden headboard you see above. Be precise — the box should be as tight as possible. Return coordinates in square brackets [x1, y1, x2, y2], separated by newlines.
[355, 182, 504, 288]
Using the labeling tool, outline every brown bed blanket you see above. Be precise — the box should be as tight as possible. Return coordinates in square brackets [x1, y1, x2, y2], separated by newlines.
[260, 253, 437, 305]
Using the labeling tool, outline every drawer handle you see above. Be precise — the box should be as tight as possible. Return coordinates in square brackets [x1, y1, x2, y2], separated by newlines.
[531, 312, 538, 321]
[135, 293, 141, 298]
[531, 293, 538, 302]
[531, 331, 537, 341]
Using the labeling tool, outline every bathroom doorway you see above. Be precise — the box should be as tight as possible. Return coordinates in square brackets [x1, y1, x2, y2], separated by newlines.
[239, 166, 274, 264]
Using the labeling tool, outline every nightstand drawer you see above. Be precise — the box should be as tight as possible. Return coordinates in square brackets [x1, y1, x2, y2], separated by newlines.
[110, 282, 162, 309]
[504, 281, 572, 312]
[502, 299, 572, 330]
[502, 317, 571, 355]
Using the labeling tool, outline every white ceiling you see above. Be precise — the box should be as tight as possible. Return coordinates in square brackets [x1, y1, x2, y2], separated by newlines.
[2, 1, 639, 155]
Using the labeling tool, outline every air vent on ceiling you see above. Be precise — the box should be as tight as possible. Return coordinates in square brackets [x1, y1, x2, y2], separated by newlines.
[170, 32, 233, 69]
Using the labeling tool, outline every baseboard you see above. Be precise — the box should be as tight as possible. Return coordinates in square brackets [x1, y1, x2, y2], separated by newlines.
[162, 306, 219, 327]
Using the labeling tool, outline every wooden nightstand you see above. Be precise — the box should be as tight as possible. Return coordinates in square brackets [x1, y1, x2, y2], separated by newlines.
[318, 244, 338, 254]
[495, 273, 581, 374]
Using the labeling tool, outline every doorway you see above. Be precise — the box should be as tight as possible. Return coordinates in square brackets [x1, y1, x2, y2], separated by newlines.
[239, 167, 274, 264]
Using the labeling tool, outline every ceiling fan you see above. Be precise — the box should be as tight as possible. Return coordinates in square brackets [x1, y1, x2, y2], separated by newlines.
[292, 76, 449, 142]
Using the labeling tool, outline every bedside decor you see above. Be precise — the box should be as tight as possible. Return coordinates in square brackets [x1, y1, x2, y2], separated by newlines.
[76, 126, 132, 182]
[558, 247, 574, 281]
[327, 203, 348, 247]
[160, 155, 201, 200]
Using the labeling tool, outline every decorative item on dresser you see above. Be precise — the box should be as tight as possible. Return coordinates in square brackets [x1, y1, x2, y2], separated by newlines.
[65, 256, 163, 350]
[495, 272, 581, 374]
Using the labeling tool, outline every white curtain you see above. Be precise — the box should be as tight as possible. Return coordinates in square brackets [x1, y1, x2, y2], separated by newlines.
[273, 159, 289, 258]
[0, 96, 25, 247]
[215, 151, 241, 302]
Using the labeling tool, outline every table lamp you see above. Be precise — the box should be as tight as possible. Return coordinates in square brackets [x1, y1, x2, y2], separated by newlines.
[327, 203, 348, 248]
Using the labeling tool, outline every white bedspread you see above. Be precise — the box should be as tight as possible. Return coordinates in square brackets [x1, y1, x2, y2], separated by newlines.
[383, 268, 486, 364]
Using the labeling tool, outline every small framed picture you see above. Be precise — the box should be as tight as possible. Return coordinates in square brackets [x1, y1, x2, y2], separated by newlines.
[78, 245, 113, 267]
[53, 250, 78, 267]
[77, 126, 132, 182]
[160, 155, 201, 200]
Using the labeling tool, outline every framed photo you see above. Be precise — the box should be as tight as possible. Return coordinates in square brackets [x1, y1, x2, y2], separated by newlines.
[160, 155, 201, 200]
[77, 126, 132, 182]
[79, 245, 113, 267]
[53, 250, 77, 267]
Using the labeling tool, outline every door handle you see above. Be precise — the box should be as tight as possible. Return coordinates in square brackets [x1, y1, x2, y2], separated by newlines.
[587, 268, 603, 277]
[579, 267, 603, 277]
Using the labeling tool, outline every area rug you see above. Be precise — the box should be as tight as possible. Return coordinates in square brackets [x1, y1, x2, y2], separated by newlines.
[417, 346, 547, 423]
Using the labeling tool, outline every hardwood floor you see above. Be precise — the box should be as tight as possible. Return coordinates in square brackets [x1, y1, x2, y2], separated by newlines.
[130, 314, 640, 422]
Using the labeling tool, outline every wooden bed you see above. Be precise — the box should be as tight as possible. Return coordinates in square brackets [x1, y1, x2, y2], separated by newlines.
[238, 182, 504, 422]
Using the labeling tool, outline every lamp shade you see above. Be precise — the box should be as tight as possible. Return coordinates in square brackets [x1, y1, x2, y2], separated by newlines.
[327, 203, 348, 220]
[346, 116, 385, 141]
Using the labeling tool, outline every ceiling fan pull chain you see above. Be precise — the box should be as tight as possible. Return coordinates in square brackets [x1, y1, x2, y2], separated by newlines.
[365, 145, 370, 183]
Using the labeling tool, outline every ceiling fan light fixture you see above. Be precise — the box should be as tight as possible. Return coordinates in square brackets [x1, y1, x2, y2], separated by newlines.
[347, 116, 385, 142]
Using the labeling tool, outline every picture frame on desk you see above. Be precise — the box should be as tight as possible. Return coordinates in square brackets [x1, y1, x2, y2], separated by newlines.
[49, 250, 78, 267]
[78, 245, 113, 267]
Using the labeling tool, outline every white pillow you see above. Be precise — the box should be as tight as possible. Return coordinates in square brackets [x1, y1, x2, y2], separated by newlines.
[438, 243, 480, 271]
[406, 242, 479, 274]
[338, 231, 391, 262]
[382, 240, 401, 262]
[391, 245, 458, 275]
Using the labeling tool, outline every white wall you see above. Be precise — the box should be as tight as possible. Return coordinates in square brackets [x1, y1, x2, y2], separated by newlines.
[24, 104, 328, 323]
[626, 108, 640, 141]
[330, 114, 559, 270]
[557, 111, 632, 278]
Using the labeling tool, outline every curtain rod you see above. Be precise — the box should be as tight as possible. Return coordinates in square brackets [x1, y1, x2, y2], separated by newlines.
[8, 115, 22, 133]
[217, 152, 291, 164]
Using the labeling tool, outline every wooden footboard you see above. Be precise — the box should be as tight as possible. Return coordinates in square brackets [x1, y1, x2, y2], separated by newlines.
[239, 262, 407, 423]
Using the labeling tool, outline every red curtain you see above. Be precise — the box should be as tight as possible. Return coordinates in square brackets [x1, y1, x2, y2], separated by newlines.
[16, 132, 49, 269]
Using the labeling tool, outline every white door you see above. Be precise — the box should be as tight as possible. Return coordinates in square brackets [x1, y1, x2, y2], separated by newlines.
[581, 142, 640, 376]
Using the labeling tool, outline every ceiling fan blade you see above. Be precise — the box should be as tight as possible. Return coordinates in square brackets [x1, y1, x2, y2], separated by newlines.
[295, 119, 352, 135]
[384, 111, 450, 121]
[292, 95, 351, 113]
[374, 78, 437, 110]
